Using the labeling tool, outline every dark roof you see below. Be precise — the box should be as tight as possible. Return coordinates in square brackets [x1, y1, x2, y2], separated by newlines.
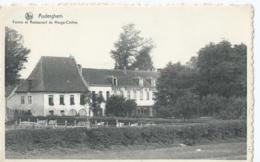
[16, 56, 88, 93]
[82, 68, 160, 87]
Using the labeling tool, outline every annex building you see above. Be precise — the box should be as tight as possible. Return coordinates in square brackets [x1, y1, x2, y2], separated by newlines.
[7, 56, 160, 117]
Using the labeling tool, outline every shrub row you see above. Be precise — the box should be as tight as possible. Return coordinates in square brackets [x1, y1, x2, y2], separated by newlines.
[6, 120, 246, 151]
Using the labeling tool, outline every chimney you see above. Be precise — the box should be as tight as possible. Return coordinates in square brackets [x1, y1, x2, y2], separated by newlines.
[77, 64, 82, 75]
[123, 66, 127, 74]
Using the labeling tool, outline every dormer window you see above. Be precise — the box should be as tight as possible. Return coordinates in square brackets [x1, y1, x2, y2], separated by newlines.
[139, 78, 143, 87]
[146, 78, 156, 87]
[112, 77, 118, 86]
[152, 79, 156, 87]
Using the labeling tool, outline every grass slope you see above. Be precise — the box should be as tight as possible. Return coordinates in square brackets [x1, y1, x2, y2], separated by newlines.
[6, 141, 246, 159]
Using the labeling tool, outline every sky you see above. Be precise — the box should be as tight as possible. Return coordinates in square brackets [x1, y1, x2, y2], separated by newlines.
[4, 5, 252, 78]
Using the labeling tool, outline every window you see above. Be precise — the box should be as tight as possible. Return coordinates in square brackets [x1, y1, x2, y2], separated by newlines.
[140, 90, 143, 100]
[60, 110, 65, 116]
[70, 95, 75, 105]
[112, 77, 118, 86]
[60, 95, 65, 105]
[28, 96, 32, 104]
[80, 94, 85, 105]
[146, 78, 152, 85]
[49, 110, 54, 116]
[91, 91, 96, 99]
[146, 91, 150, 100]
[139, 78, 143, 87]
[48, 95, 54, 106]
[99, 91, 103, 97]
[106, 91, 110, 100]
[127, 90, 131, 99]
[21, 96, 25, 104]
[153, 80, 156, 87]
[133, 90, 137, 100]
[120, 90, 124, 97]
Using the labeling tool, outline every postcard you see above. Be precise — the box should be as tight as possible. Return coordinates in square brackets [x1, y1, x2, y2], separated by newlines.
[0, 4, 254, 162]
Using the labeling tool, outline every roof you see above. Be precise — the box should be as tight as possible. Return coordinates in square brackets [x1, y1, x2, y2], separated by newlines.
[16, 56, 88, 93]
[82, 68, 160, 87]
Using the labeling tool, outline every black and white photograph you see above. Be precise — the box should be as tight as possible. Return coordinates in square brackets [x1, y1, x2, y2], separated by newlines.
[1, 5, 253, 161]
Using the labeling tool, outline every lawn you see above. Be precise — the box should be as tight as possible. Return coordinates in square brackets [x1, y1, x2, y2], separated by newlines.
[6, 141, 246, 159]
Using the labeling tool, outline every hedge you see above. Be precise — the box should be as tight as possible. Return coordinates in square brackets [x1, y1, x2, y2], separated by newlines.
[6, 120, 246, 151]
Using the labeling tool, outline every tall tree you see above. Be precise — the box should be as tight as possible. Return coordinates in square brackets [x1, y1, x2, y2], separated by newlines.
[196, 41, 247, 97]
[5, 27, 30, 86]
[91, 93, 104, 116]
[154, 62, 197, 117]
[130, 46, 154, 70]
[110, 23, 154, 70]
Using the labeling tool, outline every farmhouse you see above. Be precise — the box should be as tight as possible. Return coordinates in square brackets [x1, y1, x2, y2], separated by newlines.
[7, 56, 159, 117]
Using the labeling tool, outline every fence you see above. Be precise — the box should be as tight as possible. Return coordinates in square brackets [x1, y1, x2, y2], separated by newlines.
[10, 117, 146, 130]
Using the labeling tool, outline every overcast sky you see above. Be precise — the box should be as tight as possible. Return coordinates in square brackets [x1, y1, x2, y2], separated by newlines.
[4, 5, 252, 78]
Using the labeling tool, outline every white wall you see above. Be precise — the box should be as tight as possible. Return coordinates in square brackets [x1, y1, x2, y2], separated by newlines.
[7, 92, 44, 116]
[7, 86, 156, 117]
[89, 86, 155, 106]
[43, 93, 90, 116]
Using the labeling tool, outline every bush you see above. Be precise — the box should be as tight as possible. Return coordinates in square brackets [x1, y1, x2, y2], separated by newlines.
[200, 94, 227, 116]
[218, 97, 247, 120]
[6, 120, 246, 151]
[106, 95, 137, 117]
[173, 92, 201, 119]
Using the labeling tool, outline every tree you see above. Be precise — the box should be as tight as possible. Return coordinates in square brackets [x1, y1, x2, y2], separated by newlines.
[218, 96, 246, 120]
[196, 41, 247, 97]
[123, 99, 137, 117]
[173, 92, 200, 119]
[91, 93, 104, 116]
[154, 62, 197, 117]
[110, 23, 154, 70]
[5, 27, 30, 86]
[130, 46, 154, 70]
[105, 95, 137, 117]
[200, 94, 227, 116]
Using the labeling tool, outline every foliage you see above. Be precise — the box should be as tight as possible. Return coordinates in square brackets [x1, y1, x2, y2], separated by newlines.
[6, 120, 246, 151]
[124, 99, 137, 117]
[105, 95, 137, 117]
[130, 46, 154, 70]
[154, 41, 247, 119]
[196, 41, 247, 97]
[200, 94, 228, 116]
[110, 23, 154, 70]
[154, 62, 197, 117]
[173, 92, 200, 119]
[5, 27, 30, 86]
[218, 97, 247, 120]
[91, 93, 104, 116]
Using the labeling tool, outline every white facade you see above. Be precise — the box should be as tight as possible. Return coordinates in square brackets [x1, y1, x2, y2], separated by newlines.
[7, 92, 44, 116]
[43, 93, 91, 116]
[7, 92, 92, 116]
[89, 85, 156, 116]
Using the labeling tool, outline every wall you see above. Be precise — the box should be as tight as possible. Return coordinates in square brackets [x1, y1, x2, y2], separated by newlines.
[89, 85, 155, 106]
[43, 93, 90, 116]
[89, 85, 156, 117]
[7, 92, 44, 116]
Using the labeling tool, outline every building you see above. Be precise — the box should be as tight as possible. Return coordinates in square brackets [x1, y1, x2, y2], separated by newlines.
[7, 56, 160, 117]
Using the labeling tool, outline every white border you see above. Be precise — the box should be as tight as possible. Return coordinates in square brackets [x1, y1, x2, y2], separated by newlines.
[0, 0, 258, 162]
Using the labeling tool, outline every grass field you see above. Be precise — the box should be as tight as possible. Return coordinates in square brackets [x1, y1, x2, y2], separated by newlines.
[6, 141, 246, 159]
